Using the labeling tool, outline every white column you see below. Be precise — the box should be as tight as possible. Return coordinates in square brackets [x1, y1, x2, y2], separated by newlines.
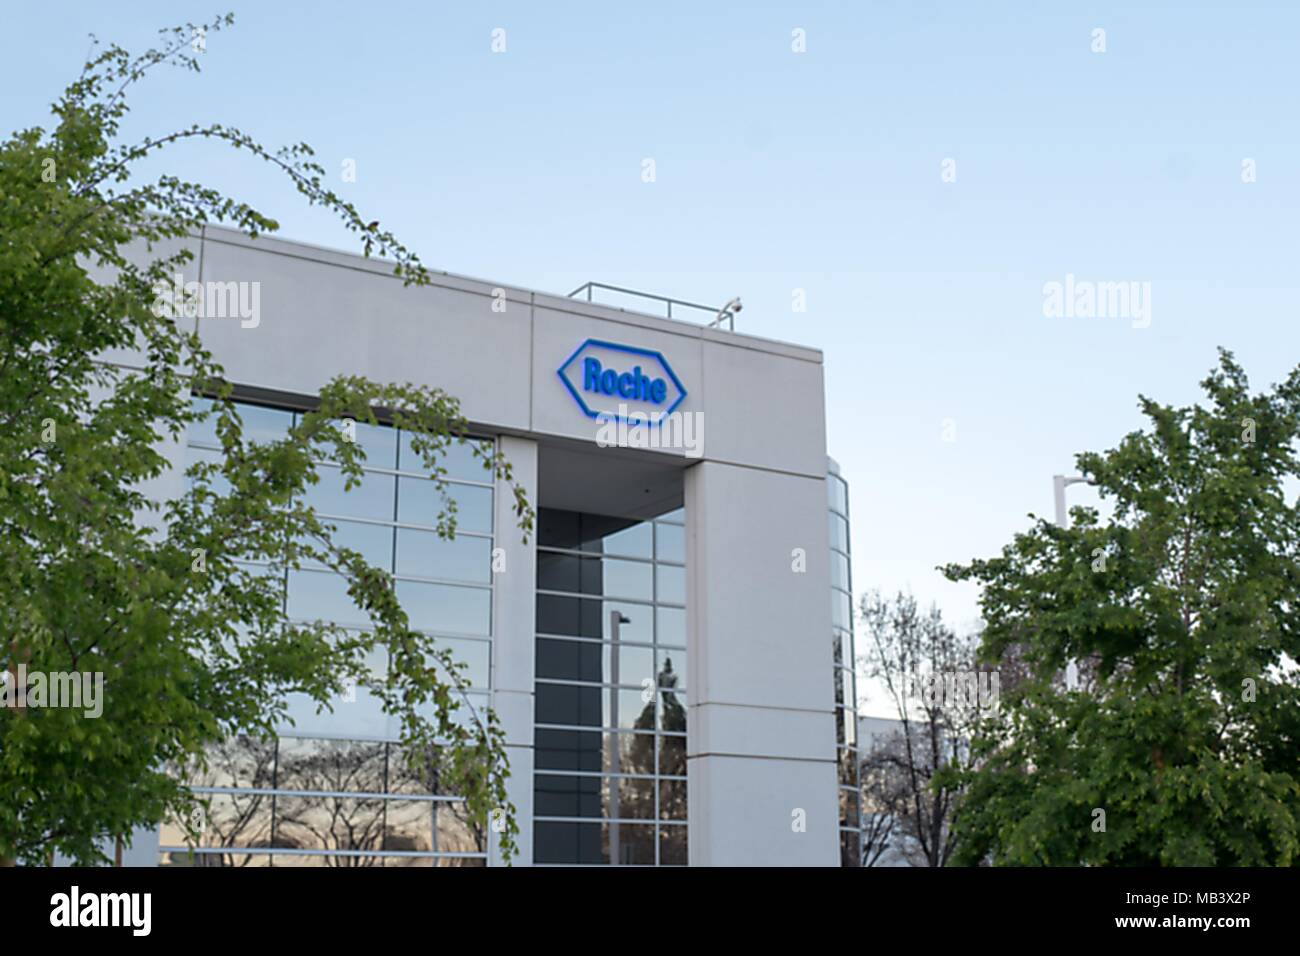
[684, 460, 840, 865]
[488, 435, 538, 866]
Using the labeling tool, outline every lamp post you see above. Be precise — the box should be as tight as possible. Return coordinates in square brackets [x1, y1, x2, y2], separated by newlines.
[1053, 475, 1090, 689]
[1053, 474, 1089, 529]
[609, 610, 631, 864]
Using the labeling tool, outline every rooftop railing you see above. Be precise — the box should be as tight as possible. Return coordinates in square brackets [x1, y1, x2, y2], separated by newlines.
[567, 281, 737, 331]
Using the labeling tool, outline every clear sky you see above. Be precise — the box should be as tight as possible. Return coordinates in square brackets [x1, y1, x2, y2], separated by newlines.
[6, 2, 1299, 716]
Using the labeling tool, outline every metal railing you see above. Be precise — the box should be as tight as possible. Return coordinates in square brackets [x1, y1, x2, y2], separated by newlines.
[567, 281, 737, 331]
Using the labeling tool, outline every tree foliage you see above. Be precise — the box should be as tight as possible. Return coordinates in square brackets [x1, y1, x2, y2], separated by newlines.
[941, 351, 1300, 865]
[0, 16, 532, 865]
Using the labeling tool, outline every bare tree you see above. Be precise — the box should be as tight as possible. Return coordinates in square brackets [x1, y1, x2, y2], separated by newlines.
[857, 591, 989, 867]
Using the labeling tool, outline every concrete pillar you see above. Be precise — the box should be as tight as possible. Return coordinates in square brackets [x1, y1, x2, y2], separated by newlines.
[684, 460, 839, 865]
[488, 435, 538, 866]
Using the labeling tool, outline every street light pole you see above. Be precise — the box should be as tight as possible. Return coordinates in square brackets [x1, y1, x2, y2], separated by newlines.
[1053, 475, 1090, 690]
[609, 610, 630, 865]
[1053, 474, 1089, 529]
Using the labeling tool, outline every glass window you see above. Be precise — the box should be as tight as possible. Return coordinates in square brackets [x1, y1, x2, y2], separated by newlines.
[397, 477, 492, 534]
[395, 580, 491, 636]
[238, 403, 295, 446]
[338, 419, 398, 471]
[601, 558, 654, 601]
[184, 398, 498, 863]
[286, 569, 371, 628]
[656, 564, 685, 606]
[395, 528, 491, 584]
[654, 523, 685, 564]
[656, 606, 686, 647]
[656, 648, 687, 691]
[398, 433, 493, 482]
[830, 512, 849, 553]
[534, 775, 657, 820]
[302, 465, 395, 523]
[832, 589, 851, 630]
[535, 638, 655, 687]
[300, 519, 394, 571]
[603, 522, 653, 559]
[831, 550, 850, 592]
[534, 506, 687, 865]
[658, 824, 688, 865]
[188, 395, 223, 447]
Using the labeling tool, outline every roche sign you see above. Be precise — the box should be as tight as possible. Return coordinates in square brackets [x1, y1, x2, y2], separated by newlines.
[557, 339, 686, 426]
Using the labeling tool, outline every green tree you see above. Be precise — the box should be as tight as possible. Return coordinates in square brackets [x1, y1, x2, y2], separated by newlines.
[941, 351, 1300, 865]
[0, 16, 531, 866]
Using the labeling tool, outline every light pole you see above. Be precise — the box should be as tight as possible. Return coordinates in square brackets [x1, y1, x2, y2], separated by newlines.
[1053, 474, 1089, 530]
[1053, 475, 1091, 689]
[608, 610, 630, 864]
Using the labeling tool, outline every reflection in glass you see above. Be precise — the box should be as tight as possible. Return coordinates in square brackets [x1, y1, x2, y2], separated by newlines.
[534, 506, 688, 865]
[395, 527, 491, 584]
[395, 580, 491, 636]
[397, 477, 493, 533]
[182, 400, 498, 866]
[302, 465, 395, 523]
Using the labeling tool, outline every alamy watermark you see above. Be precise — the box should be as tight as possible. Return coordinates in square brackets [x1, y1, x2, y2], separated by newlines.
[1042, 273, 1151, 329]
[151, 273, 261, 328]
[1, 665, 104, 718]
[595, 405, 704, 459]
[912, 669, 1000, 711]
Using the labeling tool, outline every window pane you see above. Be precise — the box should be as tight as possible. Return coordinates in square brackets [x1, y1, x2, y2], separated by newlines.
[398, 434, 493, 482]
[395, 528, 491, 584]
[188, 395, 222, 446]
[602, 558, 653, 601]
[659, 780, 688, 820]
[656, 648, 687, 691]
[397, 477, 492, 533]
[429, 635, 491, 688]
[303, 465, 395, 522]
[302, 519, 393, 571]
[535, 728, 604, 773]
[286, 569, 369, 627]
[658, 733, 687, 777]
[535, 681, 602, 728]
[655, 523, 685, 563]
[656, 564, 685, 605]
[534, 775, 657, 820]
[395, 580, 491, 636]
[659, 824, 688, 865]
[339, 420, 398, 471]
[602, 522, 652, 559]
[656, 607, 686, 646]
[832, 589, 851, 630]
[238, 403, 295, 446]
[161, 792, 273, 850]
[829, 513, 849, 552]
[276, 737, 387, 794]
[831, 550, 850, 591]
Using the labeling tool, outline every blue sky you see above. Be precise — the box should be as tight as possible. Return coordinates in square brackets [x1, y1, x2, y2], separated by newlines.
[6, 2, 1299, 715]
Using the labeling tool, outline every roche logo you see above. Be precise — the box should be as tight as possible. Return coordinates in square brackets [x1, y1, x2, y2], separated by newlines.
[557, 339, 686, 426]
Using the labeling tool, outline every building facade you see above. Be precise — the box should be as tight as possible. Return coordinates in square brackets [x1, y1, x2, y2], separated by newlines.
[122, 226, 852, 866]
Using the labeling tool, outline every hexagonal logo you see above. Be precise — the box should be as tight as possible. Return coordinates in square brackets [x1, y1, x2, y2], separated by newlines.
[557, 339, 687, 427]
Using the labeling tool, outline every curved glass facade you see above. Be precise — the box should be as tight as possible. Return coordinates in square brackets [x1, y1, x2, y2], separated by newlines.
[828, 458, 862, 866]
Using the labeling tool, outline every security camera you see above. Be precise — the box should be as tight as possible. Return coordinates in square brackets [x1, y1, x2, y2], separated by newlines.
[712, 297, 743, 329]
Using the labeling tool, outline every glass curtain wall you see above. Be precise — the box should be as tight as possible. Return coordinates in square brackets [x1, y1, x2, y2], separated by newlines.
[158, 396, 496, 866]
[532, 506, 688, 866]
[828, 460, 862, 866]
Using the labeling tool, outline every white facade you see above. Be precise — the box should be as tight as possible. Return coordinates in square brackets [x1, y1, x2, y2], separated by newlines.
[127, 226, 844, 866]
